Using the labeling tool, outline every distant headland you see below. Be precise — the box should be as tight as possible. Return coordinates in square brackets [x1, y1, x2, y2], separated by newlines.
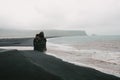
[0, 29, 87, 38]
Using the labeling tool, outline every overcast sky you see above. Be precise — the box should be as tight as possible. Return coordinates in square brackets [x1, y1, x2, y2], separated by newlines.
[0, 0, 120, 35]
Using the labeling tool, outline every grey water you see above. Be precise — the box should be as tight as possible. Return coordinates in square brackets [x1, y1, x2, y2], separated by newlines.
[48, 35, 120, 44]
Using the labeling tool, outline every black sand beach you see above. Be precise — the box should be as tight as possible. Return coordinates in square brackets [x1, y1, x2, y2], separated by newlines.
[0, 38, 33, 46]
[0, 49, 62, 80]
[0, 49, 119, 80]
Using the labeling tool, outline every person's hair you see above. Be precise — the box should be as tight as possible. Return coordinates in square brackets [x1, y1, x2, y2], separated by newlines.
[39, 31, 44, 38]
[35, 34, 39, 37]
[36, 34, 39, 37]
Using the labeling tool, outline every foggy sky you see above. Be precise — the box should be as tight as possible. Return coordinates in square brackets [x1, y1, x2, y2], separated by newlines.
[0, 0, 120, 35]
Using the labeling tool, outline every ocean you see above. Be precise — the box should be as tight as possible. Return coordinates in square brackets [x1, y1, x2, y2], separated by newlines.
[48, 35, 120, 44]
[47, 35, 120, 77]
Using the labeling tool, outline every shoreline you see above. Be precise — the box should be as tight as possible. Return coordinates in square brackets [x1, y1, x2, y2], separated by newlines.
[0, 49, 119, 80]
[0, 37, 120, 79]
[0, 45, 120, 78]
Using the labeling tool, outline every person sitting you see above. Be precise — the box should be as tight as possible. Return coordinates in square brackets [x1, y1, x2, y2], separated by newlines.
[38, 32, 47, 52]
[33, 34, 40, 51]
[33, 32, 47, 52]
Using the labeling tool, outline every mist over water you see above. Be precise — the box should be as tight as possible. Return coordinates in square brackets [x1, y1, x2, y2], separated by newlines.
[0, 29, 87, 38]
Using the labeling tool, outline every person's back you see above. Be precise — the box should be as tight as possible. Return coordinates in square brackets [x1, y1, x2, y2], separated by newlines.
[33, 32, 47, 52]
[38, 37, 47, 52]
[33, 34, 40, 51]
